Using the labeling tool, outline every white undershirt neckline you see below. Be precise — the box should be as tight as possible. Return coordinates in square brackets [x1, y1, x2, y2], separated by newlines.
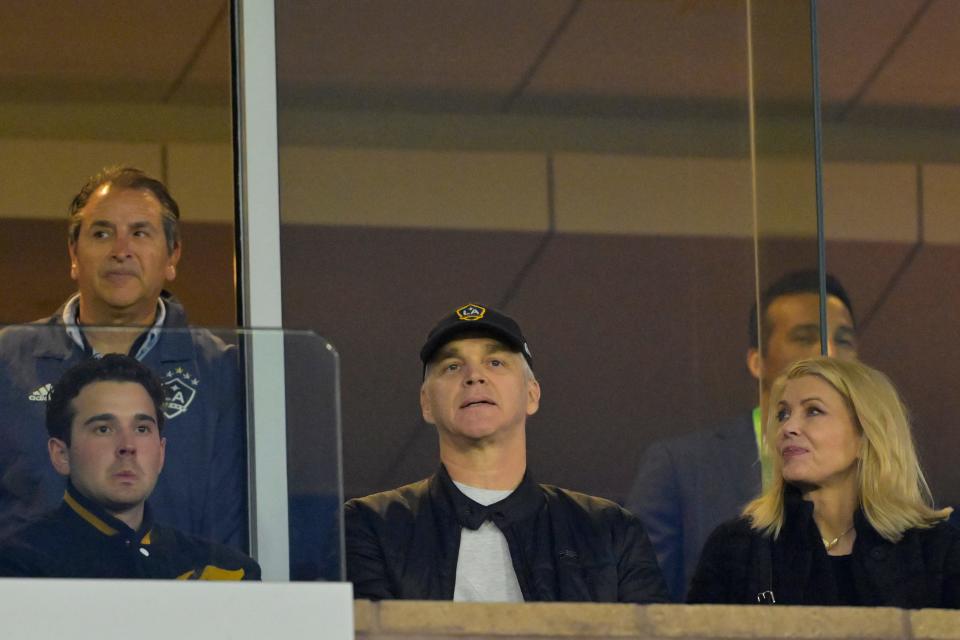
[452, 481, 524, 602]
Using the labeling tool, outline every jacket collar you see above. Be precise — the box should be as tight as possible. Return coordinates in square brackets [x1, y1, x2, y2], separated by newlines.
[62, 482, 154, 545]
[782, 485, 818, 539]
[32, 292, 194, 363]
[779, 484, 923, 606]
[432, 464, 543, 531]
[775, 485, 828, 603]
[61, 293, 166, 360]
[154, 291, 195, 362]
[782, 484, 885, 546]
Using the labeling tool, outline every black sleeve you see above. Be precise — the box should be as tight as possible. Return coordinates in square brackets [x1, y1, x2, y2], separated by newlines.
[344, 500, 395, 600]
[615, 508, 672, 604]
[686, 520, 744, 603]
[940, 524, 960, 608]
[0, 541, 48, 577]
[241, 556, 262, 581]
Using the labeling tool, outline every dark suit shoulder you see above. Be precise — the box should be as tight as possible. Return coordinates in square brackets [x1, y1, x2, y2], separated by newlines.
[656, 412, 755, 456]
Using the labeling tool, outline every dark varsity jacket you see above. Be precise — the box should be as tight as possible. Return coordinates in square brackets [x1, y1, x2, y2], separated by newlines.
[0, 482, 259, 580]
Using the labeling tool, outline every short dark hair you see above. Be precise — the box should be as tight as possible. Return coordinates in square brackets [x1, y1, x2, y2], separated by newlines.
[749, 269, 855, 349]
[47, 354, 166, 445]
[68, 166, 181, 253]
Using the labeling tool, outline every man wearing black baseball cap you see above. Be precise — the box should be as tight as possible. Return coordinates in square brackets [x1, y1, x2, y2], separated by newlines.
[345, 303, 668, 603]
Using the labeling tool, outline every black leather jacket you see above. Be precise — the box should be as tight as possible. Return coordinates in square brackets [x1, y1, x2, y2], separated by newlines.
[345, 466, 669, 603]
[688, 488, 960, 608]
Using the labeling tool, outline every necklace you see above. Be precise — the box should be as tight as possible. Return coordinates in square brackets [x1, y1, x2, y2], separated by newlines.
[821, 525, 855, 551]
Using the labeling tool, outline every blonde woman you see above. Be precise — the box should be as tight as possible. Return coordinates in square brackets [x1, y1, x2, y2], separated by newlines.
[687, 357, 960, 607]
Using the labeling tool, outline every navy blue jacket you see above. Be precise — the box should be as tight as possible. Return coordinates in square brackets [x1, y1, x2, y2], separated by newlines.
[0, 295, 247, 549]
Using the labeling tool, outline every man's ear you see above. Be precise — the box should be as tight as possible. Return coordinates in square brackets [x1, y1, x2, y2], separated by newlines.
[165, 242, 182, 282]
[526, 380, 541, 417]
[158, 437, 166, 474]
[48, 438, 70, 477]
[68, 240, 79, 282]
[746, 348, 762, 381]
[420, 385, 435, 425]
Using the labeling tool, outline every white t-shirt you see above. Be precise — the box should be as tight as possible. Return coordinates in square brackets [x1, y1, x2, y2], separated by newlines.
[452, 482, 524, 602]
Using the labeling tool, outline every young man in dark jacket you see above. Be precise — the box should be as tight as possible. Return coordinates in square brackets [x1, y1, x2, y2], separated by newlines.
[346, 303, 668, 603]
[0, 355, 259, 580]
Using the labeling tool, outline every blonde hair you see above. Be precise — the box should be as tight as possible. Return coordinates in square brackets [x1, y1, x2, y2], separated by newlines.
[745, 357, 951, 542]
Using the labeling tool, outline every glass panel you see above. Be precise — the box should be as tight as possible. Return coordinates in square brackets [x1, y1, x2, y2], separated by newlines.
[0, 1, 238, 327]
[0, 324, 343, 581]
[747, 0, 824, 396]
[281, 330, 344, 581]
[276, 0, 756, 600]
[817, 0, 960, 513]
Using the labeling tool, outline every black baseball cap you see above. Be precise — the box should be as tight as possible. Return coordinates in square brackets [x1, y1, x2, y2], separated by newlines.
[420, 303, 533, 368]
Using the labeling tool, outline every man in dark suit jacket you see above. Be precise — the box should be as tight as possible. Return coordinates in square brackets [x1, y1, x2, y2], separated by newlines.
[626, 270, 858, 601]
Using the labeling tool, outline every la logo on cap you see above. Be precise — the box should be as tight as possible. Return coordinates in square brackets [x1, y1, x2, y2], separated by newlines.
[456, 304, 486, 321]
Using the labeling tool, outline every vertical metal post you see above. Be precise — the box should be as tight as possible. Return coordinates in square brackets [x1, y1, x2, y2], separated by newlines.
[232, 0, 290, 580]
[809, 0, 829, 355]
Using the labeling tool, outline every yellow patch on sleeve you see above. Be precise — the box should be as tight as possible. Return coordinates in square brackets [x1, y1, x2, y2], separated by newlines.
[176, 566, 246, 581]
